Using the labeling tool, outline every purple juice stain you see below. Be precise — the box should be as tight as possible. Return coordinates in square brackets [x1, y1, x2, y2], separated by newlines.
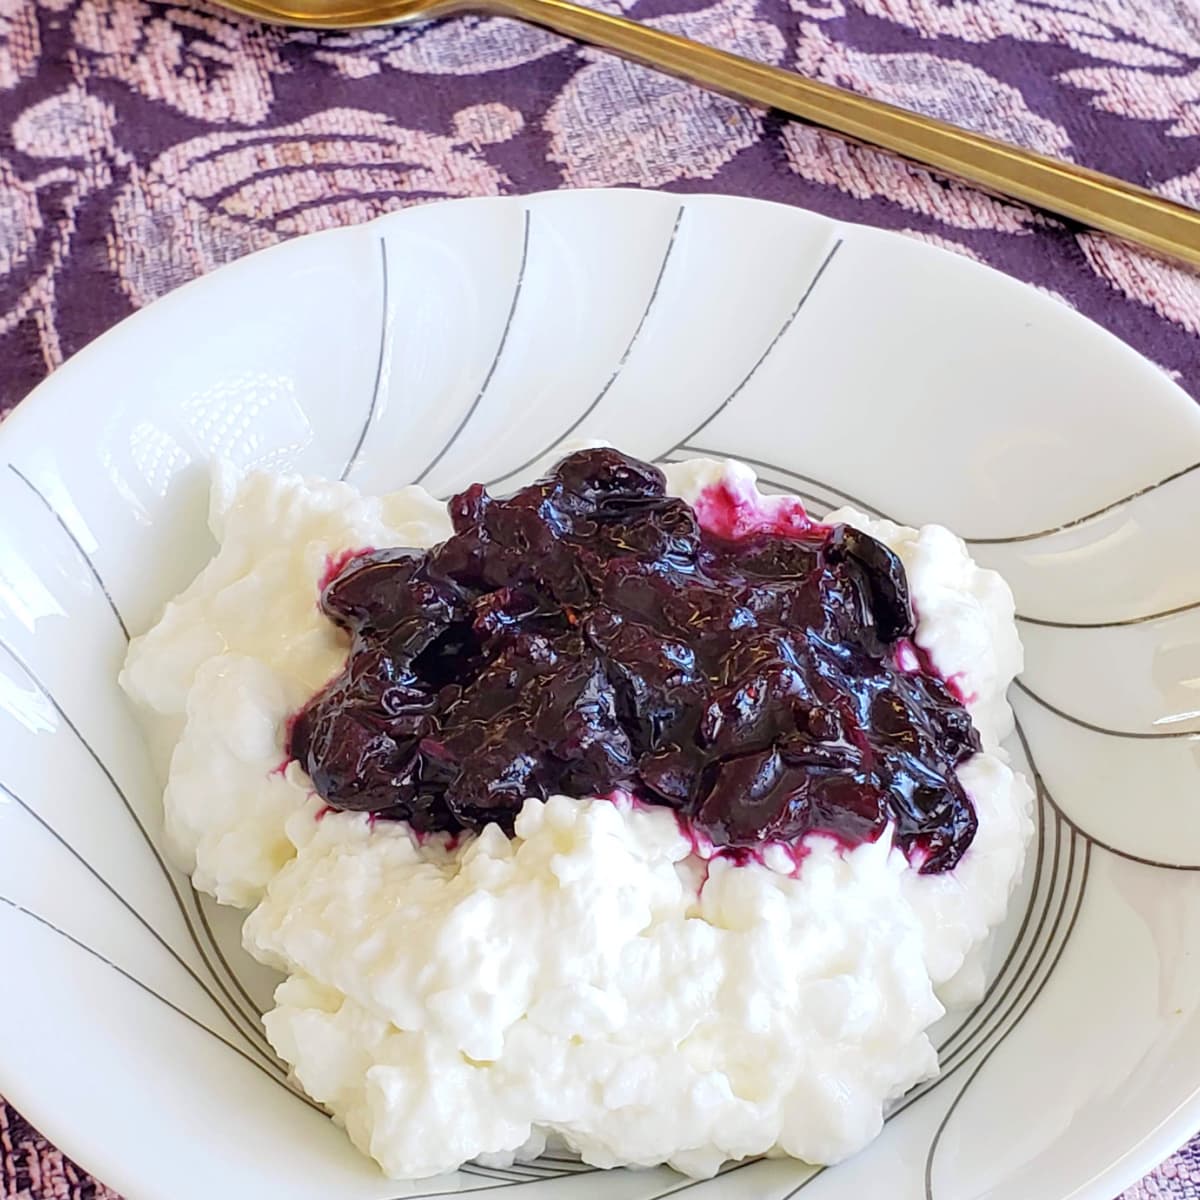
[289, 449, 980, 874]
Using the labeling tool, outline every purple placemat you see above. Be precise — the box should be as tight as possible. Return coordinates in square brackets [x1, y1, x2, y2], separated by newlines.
[2, 0, 1200, 1193]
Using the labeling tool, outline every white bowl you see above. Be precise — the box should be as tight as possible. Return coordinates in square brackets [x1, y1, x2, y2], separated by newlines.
[3, 188, 1200, 1200]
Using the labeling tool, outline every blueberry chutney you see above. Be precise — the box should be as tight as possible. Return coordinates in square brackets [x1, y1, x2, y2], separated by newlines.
[289, 449, 980, 873]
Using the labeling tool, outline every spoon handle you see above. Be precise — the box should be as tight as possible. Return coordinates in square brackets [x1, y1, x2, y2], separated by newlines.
[486, 0, 1200, 270]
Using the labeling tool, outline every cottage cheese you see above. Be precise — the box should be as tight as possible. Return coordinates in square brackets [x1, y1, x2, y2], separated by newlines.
[120, 455, 1033, 1180]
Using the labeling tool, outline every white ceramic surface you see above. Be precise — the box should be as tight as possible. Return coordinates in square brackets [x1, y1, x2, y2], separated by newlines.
[2, 188, 1200, 1200]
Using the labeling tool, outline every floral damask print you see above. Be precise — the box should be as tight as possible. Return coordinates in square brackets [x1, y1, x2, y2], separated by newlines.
[844, 0, 1200, 134]
[108, 106, 519, 307]
[794, 24, 1073, 156]
[789, 0, 846, 18]
[1072, 164, 1200, 334]
[781, 27, 1067, 231]
[12, 84, 119, 161]
[0, 1107, 119, 1200]
[545, 0, 784, 186]
[71, 0, 287, 124]
[289, 0, 633, 80]
[452, 101, 525, 147]
[1, 89, 117, 369]
[1162, 164, 1200, 208]
[1059, 61, 1200, 136]
[1, 158, 76, 369]
[781, 124, 1041, 232]
[1078, 235, 1200, 336]
[848, 0, 1200, 70]
[0, 0, 39, 89]
[0, 157, 55, 313]
[292, 18, 566, 79]
[898, 229, 986, 262]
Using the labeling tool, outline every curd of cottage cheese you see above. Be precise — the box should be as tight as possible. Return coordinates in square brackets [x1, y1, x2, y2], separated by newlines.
[120, 454, 1033, 1180]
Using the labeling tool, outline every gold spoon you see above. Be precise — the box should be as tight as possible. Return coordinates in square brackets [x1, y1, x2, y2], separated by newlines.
[218, 0, 1200, 270]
